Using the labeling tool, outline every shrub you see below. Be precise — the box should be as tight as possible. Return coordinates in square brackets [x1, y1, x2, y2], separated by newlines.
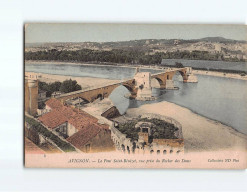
[117, 118, 178, 141]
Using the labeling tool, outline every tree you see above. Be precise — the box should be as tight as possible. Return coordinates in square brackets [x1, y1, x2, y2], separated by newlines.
[59, 79, 82, 93]
[38, 81, 62, 97]
[175, 62, 184, 68]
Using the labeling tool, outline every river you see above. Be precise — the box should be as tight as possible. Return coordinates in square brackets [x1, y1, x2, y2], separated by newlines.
[25, 62, 247, 135]
[161, 59, 247, 72]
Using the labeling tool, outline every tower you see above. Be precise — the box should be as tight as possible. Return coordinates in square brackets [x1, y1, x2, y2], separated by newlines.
[134, 72, 152, 100]
[25, 73, 39, 116]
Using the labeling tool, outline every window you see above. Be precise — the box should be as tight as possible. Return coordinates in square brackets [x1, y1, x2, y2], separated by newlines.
[142, 127, 148, 133]
[86, 144, 91, 152]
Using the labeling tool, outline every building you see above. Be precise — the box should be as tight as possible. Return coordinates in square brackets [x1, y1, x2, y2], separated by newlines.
[67, 123, 115, 153]
[65, 97, 87, 107]
[134, 71, 153, 100]
[45, 98, 64, 111]
[39, 99, 97, 137]
[51, 91, 64, 98]
[25, 74, 39, 116]
[38, 98, 114, 152]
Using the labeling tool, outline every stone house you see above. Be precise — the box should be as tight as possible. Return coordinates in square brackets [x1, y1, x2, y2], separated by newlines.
[67, 123, 115, 153]
[38, 98, 114, 152]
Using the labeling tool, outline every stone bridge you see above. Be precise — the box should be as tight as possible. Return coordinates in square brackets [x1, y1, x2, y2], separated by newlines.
[151, 67, 197, 89]
[56, 79, 137, 103]
[56, 67, 197, 102]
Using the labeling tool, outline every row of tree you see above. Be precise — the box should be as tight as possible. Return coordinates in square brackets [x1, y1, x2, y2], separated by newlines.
[162, 50, 245, 62]
[25, 49, 163, 65]
[39, 79, 82, 97]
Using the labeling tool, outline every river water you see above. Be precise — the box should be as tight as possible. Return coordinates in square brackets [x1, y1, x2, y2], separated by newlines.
[26, 62, 247, 135]
[161, 59, 247, 72]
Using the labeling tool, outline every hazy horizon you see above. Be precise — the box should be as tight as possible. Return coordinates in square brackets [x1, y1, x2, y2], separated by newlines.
[25, 24, 247, 43]
[25, 36, 246, 44]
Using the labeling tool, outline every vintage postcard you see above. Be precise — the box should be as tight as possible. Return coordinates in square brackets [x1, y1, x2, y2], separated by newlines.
[24, 23, 247, 168]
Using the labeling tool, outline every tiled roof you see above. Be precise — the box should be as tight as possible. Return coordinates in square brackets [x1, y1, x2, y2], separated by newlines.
[68, 110, 98, 131]
[38, 109, 68, 129]
[39, 103, 98, 130]
[67, 123, 109, 150]
[45, 98, 63, 109]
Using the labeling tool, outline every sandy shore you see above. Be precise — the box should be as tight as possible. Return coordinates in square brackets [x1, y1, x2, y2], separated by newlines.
[193, 70, 247, 80]
[125, 101, 247, 153]
[27, 72, 121, 90]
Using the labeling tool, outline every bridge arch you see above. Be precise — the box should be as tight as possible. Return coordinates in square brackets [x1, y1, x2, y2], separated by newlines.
[177, 70, 188, 81]
[151, 77, 163, 88]
[96, 94, 103, 100]
[172, 71, 183, 82]
[122, 84, 135, 93]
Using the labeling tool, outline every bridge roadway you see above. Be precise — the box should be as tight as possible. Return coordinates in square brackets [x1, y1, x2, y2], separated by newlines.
[57, 78, 136, 103]
[56, 67, 189, 103]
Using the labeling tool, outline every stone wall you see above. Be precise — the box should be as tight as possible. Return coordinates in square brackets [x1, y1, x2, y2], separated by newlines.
[140, 113, 183, 139]
[110, 113, 184, 155]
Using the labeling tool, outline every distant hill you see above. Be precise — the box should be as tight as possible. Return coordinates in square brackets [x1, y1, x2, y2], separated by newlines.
[197, 37, 246, 43]
[25, 37, 246, 48]
[25, 36, 247, 62]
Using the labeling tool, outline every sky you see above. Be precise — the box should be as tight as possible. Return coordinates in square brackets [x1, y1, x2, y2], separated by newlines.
[25, 23, 247, 43]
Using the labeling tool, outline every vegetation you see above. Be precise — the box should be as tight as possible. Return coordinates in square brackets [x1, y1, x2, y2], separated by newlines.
[39, 79, 82, 97]
[118, 121, 140, 141]
[161, 50, 241, 61]
[39, 81, 61, 97]
[38, 101, 45, 109]
[25, 47, 245, 64]
[25, 115, 76, 152]
[175, 62, 184, 68]
[162, 50, 222, 60]
[25, 49, 162, 65]
[117, 118, 179, 142]
[59, 79, 82, 93]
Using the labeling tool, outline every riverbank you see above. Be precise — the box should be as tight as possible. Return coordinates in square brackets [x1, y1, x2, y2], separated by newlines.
[125, 101, 247, 153]
[26, 60, 247, 80]
[26, 72, 121, 90]
[193, 69, 247, 80]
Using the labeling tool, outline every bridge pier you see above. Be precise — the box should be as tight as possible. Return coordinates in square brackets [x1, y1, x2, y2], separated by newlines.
[159, 83, 166, 89]
[165, 80, 178, 89]
[183, 74, 198, 83]
[183, 67, 198, 83]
